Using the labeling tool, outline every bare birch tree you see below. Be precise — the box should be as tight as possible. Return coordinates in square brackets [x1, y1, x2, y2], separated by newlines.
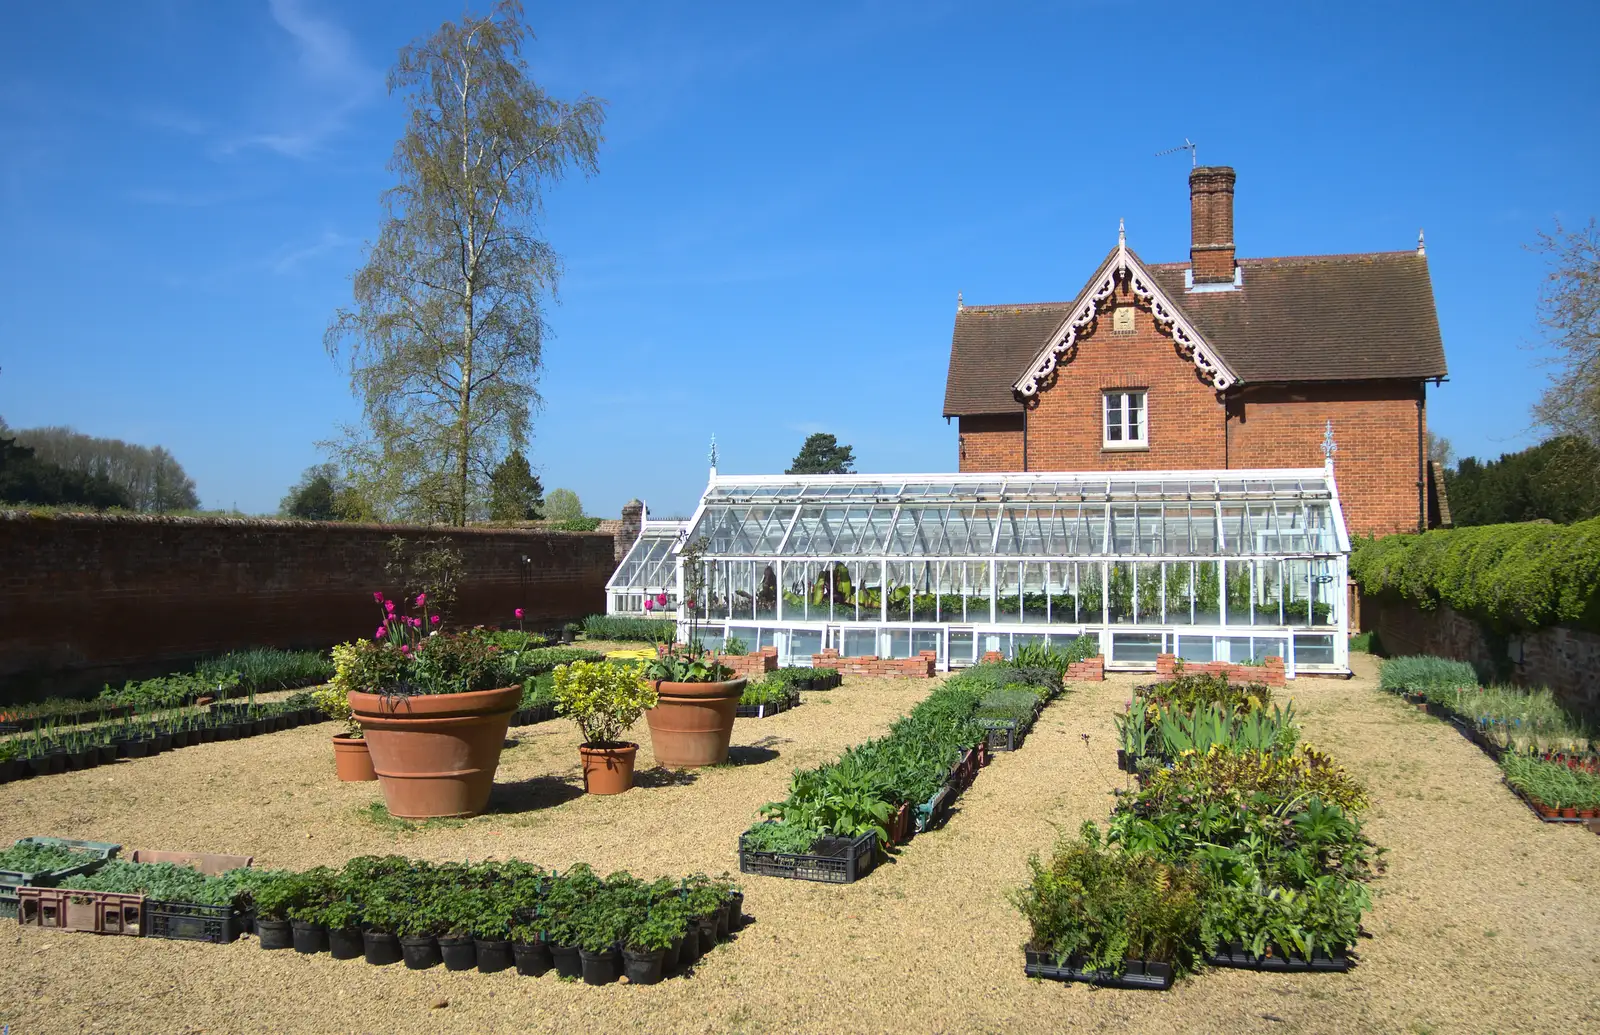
[326, 1, 604, 524]
[1531, 218, 1600, 446]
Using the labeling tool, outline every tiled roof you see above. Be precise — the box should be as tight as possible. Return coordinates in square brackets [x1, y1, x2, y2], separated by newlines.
[943, 250, 1447, 416]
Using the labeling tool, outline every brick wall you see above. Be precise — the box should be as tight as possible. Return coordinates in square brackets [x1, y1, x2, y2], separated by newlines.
[0, 512, 616, 701]
[1065, 656, 1105, 682]
[1155, 652, 1286, 686]
[1362, 593, 1600, 715]
[957, 414, 1024, 471]
[713, 646, 779, 682]
[1227, 382, 1424, 536]
[812, 648, 937, 678]
[1023, 284, 1228, 472]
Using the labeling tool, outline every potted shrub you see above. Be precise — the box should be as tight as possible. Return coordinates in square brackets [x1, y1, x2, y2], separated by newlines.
[509, 919, 553, 976]
[552, 660, 658, 795]
[622, 912, 677, 985]
[317, 647, 376, 782]
[641, 539, 746, 767]
[573, 892, 630, 985]
[251, 872, 302, 951]
[345, 594, 521, 818]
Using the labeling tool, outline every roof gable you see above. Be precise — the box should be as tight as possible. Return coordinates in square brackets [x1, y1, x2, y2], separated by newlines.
[1012, 230, 1239, 400]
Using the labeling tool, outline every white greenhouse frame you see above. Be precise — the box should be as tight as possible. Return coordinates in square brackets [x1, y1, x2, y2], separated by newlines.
[605, 520, 687, 616]
[605, 467, 1351, 677]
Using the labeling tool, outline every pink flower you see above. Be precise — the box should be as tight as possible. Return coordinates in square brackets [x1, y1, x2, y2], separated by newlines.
[430, 615, 440, 625]
[385, 600, 396, 614]
[514, 608, 524, 619]
[644, 599, 654, 611]
[656, 593, 669, 606]
[375, 626, 387, 639]
[416, 593, 427, 608]
[373, 591, 384, 603]
[409, 617, 422, 628]
[399, 644, 411, 656]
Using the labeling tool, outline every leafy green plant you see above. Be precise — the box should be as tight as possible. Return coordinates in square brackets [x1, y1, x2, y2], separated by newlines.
[580, 615, 676, 642]
[0, 841, 101, 875]
[552, 660, 657, 746]
[1012, 821, 1205, 975]
[1378, 655, 1478, 695]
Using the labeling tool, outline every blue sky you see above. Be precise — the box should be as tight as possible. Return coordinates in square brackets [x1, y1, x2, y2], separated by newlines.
[1, 1, 1596, 518]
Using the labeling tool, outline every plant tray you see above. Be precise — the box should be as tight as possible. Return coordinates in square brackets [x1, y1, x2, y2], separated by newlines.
[511, 702, 557, 726]
[1023, 947, 1174, 990]
[18, 887, 144, 936]
[145, 899, 240, 944]
[1206, 942, 1351, 972]
[128, 849, 253, 875]
[738, 828, 876, 884]
[735, 695, 801, 719]
[1503, 781, 1588, 823]
[0, 837, 122, 919]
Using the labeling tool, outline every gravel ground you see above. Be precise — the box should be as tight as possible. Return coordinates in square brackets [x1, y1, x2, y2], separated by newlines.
[2, 657, 1598, 1034]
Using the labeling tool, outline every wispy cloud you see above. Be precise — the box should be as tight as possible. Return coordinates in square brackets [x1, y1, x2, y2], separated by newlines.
[270, 230, 355, 274]
[220, 0, 379, 159]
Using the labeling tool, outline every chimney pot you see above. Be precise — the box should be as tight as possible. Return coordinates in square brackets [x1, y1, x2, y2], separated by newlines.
[1189, 166, 1236, 284]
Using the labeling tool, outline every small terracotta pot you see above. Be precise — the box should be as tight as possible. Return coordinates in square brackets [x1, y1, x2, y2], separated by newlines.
[332, 736, 377, 782]
[1560, 806, 1578, 819]
[349, 686, 520, 818]
[645, 679, 746, 767]
[579, 743, 638, 795]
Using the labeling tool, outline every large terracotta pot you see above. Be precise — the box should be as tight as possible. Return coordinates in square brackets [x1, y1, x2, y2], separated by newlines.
[348, 686, 520, 818]
[332, 735, 377, 782]
[579, 742, 638, 795]
[645, 679, 745, 767]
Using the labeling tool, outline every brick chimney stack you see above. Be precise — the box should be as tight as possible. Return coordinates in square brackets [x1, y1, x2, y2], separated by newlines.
[1189, 166, 1237, 284]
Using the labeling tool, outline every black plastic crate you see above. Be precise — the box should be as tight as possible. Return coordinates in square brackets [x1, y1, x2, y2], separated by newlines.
[1206, 942, 1351, 972]
[145, 899, 240, 944]
[738, 828, 876, 884]
[981, 719, 1021, 752]
[1023, 947, 1174, 990]
[735, 694, 800, 719]
[0, 836, 121, 920]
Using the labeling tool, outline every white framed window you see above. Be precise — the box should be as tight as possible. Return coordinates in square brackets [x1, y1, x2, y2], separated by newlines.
[1103, 390, 1148, 448]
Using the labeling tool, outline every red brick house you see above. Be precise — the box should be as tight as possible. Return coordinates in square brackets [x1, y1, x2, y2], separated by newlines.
[943, 166, 1448, 536]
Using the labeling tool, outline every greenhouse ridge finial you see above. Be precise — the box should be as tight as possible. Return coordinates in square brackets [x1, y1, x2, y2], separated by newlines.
[1119, 218, 1125, 247]
[957, 291, 963, 311]
[1321, 420, 1338, 470]
[1417, 229, 1426, 257]
[708, 434, 719, 476]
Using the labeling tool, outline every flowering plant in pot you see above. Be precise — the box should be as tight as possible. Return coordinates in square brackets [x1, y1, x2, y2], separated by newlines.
[552, 661, 657, 794]
[344, 592, 520, 818]
[639, 538, 746, 767]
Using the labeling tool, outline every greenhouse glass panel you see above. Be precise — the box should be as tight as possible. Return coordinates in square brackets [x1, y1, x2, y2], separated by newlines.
[631, 467, 1351, 675]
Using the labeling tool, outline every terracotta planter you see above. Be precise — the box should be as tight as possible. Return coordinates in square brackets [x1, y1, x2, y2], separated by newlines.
[332, 736, 377, 782]
[348, 686, 520, 819]
[579, 742, 638, 795]
[645, 678, 746, 767]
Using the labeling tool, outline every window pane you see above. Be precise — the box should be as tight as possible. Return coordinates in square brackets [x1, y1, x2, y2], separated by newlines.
[1106, 395, 1122, 440]
[1127, 393, 1143, 440]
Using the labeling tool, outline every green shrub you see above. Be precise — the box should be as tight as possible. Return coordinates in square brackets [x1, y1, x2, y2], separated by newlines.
[548, 516, 603, 532]
[194, 649, 334, 694]
[1350, 516, 1600, 632]
[580, 615, 677, 642]
[510, 647, 606, 674]
[767, 667, 842, 691]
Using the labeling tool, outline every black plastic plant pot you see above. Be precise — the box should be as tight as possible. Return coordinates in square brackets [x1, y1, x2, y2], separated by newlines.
[579, 947, 620, 985]
[727, 892, 745, 932]
[98, 745, 118, 765]
[329, 927, 364, 960]
[512, 940, 553, 977]
[713, 902, 730, 939]
[696, 915, 718, 955]
[257, 919, 294, 950]
[169, 730, 190, 749]
[662, 934, 684, 972]
[363, 930, 403, 966]
[154, 734, 173, 752]
[475, 938, 513, 974]
[216, 725, 240, 741]
[291, 920, 328, 954]
[622, 947, 665, 985]
[550, 942, 582, 979]
[439, 935, 477, 971]
[71, 749, 96, 770]
[44, 753, 68, 775]
[123, 740, 150, 758]
[198, 727, 218, 743]
[400, 934, 441, 970]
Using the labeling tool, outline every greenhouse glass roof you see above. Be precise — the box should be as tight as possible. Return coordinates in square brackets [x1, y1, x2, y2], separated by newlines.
[686, 469, 1348, 560]
[606, 521, 685, 591]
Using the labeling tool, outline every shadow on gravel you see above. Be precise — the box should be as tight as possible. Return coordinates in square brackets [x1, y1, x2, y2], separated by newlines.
[484, 774, 587, 813]
[633, 766, 701, 789]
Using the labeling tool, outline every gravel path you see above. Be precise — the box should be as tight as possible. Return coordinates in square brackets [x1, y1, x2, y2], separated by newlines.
[2, 657, 1598, 1034]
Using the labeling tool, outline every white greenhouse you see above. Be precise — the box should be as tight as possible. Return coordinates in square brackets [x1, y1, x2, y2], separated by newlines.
[606, 467, 1352, 677]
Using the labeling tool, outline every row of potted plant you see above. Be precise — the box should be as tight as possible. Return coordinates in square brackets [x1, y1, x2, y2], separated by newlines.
[1017, 675, 1381, 988]
[1499, 753, 1600, 819]
[45, 853, 742, 986]
[1113, 673, 1297, 772]
[0, 694, 321, 784]
[740, 658, 1068, 883]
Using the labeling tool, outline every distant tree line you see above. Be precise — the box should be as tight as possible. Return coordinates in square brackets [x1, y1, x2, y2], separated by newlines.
[0, 420, 199, 512]
[1441, 435, 1600, 527]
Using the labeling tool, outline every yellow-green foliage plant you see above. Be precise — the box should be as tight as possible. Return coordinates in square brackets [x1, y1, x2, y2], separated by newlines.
[552, 660, 658, 747]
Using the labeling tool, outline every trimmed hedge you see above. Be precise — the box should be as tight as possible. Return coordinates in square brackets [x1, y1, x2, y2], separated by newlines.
[580, 615, 677, 642]
[1349, 516, 1600, 633]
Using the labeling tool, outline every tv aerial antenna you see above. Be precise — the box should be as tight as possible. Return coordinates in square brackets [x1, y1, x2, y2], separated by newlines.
[1155, 138, 1197, 167]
